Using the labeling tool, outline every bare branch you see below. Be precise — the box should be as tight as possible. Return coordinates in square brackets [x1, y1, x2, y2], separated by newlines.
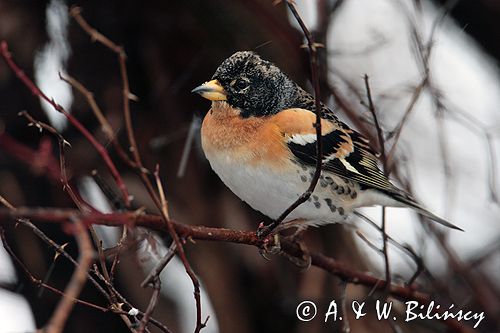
[0, 41, 131, 207]
[59, 72, 138, 169]
[68, 11, 205, 331]
[0, 206, 478, 333]
[258, 0, 324, 237]
[362, 75, 391, 290]
[43, 218, 94, 333]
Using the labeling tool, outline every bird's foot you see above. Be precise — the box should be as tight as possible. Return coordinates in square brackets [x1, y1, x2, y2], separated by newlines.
[256, 227, 311, 269]
[256, 222, 270, 239]
[257, 219, 307, 238]
[258, 233, 281, 260]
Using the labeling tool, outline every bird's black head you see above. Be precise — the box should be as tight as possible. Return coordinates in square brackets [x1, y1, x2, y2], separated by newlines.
[192, 51, 297, 118]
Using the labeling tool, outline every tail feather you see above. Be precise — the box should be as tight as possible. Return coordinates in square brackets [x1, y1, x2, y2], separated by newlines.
[389, 192, 464, 231]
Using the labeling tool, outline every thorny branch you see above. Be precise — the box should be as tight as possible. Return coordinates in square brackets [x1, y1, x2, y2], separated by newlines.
[18, 110, 93, 211]
[0, 228, 110, 313]
[0, 41, 131, 208]
[0, 2, 495, 333]
[1, 40, 178, 333]
[1, 210, 171, 333]
[17, 110, 130, 322]
[59, 72, 138, 169]
[0, 207, 475, 333]
[69, 8, 205, 332]
[0, 198, 96, 333]
[42, 218, 94, 333]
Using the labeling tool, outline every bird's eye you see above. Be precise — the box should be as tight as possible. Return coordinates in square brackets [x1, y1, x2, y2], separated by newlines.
[235, 78, 249, 90]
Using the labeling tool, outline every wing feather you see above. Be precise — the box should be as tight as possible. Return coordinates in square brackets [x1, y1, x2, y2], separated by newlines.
[277, 103, 462, 230]
[282, 107, 398, 193]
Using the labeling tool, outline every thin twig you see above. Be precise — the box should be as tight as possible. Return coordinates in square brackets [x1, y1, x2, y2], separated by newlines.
[362, 75, 391, 290]
[18, 111, 89, 211]
[59, 72, 138, 169]
[137, 166, 177, 332]
[177, 115, 201, 178]
[0, 41, 131, 207]
[0, 195, 16, 210]
[485, 132, 499, 203]
[362, 75, 386, 167]
[69, 9, 204, 331]
[68, 7, 139, 169]
[141, 242, 177, 289]
[150, 165, 203, 332]
[0, 206, 476, 333]
[354, 211, 426, 285]
[0, 229, 109, 313]
[16, 217, 169, 333]
[137, 279, 161, 333]
[258, 0, 324, 237]
[42, 218, 94, 333]
[385, 77, 427, 172]
[109, 226, 128, 281]
[339, 281, 350, 333]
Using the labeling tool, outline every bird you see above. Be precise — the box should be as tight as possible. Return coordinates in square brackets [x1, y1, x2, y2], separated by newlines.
[192, 51, 462, 233]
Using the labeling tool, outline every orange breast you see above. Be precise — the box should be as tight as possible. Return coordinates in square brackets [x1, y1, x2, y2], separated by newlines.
[201, 102, 292, 169]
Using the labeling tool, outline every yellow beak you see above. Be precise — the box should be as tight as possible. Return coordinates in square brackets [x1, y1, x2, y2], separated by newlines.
[191, 79, 227, 101]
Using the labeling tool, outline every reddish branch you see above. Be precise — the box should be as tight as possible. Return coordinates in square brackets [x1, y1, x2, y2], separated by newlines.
[68, 7, 205, 331]
[43, 219, 94, 333]
[0, 4, 484, 332]
[0, 132, 60, 181]
[0, 41, 130, 208]
[5, 216, 171, 333]
[0, 207, 475, 333]
[59, 73, 138, 169]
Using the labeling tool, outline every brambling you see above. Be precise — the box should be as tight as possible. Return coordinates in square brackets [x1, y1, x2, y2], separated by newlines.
[193, 51, 461, 232]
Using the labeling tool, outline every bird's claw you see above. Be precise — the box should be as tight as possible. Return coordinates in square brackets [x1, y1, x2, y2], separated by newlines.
[258, 234, 281, 260]
[256, 222, 273, 239]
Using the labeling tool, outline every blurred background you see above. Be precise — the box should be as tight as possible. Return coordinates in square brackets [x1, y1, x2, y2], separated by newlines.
[0, 0, 499, 332]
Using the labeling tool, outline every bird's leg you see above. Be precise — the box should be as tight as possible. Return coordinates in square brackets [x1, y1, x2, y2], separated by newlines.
[257, 220, 289, 259]
[257, 219, 312, 269]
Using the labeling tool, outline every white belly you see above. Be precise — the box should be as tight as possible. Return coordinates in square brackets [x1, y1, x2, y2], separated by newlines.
[205, 150, 353, 226]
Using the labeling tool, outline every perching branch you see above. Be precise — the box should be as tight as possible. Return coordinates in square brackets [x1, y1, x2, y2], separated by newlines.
[0, 207, 475, 333]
